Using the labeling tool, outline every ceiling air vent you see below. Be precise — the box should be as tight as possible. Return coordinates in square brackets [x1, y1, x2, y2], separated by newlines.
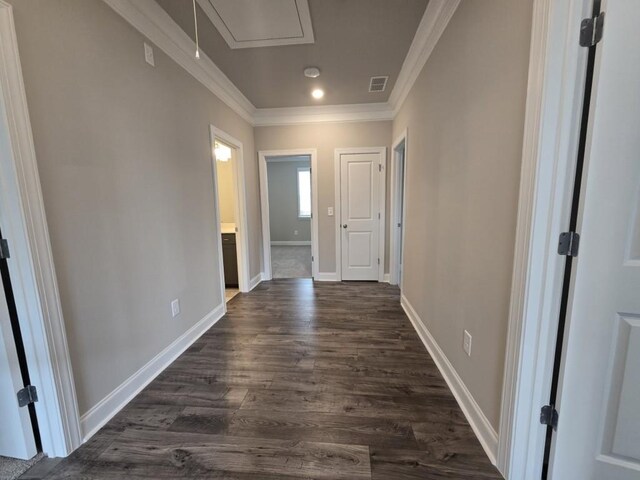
[369, 76, 388, 93]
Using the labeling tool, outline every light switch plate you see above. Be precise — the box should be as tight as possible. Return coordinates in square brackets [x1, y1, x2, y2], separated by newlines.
[171, 299, 180, 317]
[144, 42, 155, 66]
[463, 330, 472, 356]
[328, 207, 334, 216]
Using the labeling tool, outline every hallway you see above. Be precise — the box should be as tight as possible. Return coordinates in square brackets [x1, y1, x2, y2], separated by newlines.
[32, 280, 500, 479]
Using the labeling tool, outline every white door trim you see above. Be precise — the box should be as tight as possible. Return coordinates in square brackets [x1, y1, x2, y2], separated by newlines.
[0, 1, 81, 457]
[258, 149, 319, 280]
[210, 126, 251, 293]
[497, 0, 593, 477]
[334, 147, 386, 282]
[389, 130, 408, 287]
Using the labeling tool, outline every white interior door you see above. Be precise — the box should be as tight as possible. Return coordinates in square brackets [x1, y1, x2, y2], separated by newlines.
[339, 151, 381, 281]
[550, 1, 640, 478]
[0, 271, 37, 459]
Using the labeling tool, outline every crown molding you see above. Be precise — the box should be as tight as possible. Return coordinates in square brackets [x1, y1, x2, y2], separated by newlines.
[253, 102, 394, 127]
[103, 0, 256, 124]
[103, 0, 460, 126]
[388, 0, 461, 115]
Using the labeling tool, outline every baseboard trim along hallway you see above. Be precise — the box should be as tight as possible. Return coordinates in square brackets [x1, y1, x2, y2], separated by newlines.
[401, 294, 499, 464]
[79, 302, 227, 442]
[47, 280, 500, 479]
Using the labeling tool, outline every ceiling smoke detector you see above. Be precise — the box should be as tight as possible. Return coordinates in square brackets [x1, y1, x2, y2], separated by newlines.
[304, 67, 321, 78]
[369, 76, 389, 92]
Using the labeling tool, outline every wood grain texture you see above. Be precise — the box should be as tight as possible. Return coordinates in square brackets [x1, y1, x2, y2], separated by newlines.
[26, 279, 501, 479]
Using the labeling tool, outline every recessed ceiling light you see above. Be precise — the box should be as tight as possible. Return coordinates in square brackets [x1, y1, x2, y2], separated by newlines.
[304, 67, 321, 78]
[311, 88, 324, 99]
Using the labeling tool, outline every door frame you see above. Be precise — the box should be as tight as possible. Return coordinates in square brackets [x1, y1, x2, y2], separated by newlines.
[258, 149, 319, 280]
[389, 130, 408, 287]
[0, 1, 81, 457]
[210, 125, 251, 293]
[334, 147, 386, 282]
[496, 0, 594, 477]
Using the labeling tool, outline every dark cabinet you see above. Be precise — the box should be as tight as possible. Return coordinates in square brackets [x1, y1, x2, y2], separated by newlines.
[222, 233, 238, 287]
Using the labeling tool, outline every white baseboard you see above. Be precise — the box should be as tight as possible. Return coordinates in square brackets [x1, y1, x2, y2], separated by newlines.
[314, 272, 338, 282]
[383, 273, 391, 283]
[249, 272, 263, 291]
[79, 302, 226, 442]
[270, 241, 312, 246]
[400, 294, 499, 465]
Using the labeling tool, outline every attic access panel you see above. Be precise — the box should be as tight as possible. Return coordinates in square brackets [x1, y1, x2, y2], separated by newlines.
[196, 0, 315, 49]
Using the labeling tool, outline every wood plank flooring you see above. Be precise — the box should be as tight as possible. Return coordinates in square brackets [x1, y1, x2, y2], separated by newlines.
[28, 279, 502, 479]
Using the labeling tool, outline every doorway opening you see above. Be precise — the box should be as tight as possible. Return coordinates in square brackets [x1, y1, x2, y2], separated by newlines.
[210, 126, 250, 304]
[390, 132, 407, 288]
[213, 139, 240, 302]
[259, 149, 319, 280]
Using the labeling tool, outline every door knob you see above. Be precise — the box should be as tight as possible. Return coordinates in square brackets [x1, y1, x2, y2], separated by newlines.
[342, 224, 348, 229]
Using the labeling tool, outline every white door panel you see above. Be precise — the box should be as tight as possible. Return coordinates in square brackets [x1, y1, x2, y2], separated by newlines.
[339, 151, 382, 281]
[0, 271, 37, 459]
[551, 1, 640, 478]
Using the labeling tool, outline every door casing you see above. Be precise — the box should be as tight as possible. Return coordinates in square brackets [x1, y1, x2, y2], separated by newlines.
[258, 149, 319, 281]
[496, 0, 599, 477]
[0, 0, 82, 457]
[210, 125, 251, 294]
[389, 131, 408, 287]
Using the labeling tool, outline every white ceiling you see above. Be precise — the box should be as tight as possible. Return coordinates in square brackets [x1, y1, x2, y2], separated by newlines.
[196, 0, 315, 49]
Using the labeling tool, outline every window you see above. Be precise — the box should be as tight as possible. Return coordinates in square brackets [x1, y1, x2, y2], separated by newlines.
[297, 167, 311, 218]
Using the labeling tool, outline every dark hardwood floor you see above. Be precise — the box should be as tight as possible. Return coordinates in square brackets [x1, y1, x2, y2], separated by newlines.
[28, 279, 502, 479]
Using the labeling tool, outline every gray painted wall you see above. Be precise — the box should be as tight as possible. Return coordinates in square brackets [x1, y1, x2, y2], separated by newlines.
[8, 0, 260, 415]
[267, 160, 311, 242]
[392, 0, 533, 428]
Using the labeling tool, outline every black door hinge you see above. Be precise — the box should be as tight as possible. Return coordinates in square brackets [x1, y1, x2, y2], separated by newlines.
[540, 404, 559, 430]
[17, 385, 38, 407]
[0, 238, 9, 260]
[558, 231, 580, 257]
[579, 12, 604, 47]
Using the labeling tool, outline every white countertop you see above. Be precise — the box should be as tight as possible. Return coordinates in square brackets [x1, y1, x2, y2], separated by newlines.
[220, 223, 236, 234]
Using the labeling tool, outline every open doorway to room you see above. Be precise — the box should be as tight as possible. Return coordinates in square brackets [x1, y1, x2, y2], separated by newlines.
[259, 150, 319, 280]
[390, 132, 407, 289]
[210, 126, 250, 302]
[213, 139, 240, 302]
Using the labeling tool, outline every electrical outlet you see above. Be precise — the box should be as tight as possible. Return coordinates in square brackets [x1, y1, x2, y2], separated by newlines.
[294, 230, 298, 236]
[463, 330, 472, 356]
[171, 299, 180, 317]
[328, 207, 334, 216]
[144, 42, 155, 66]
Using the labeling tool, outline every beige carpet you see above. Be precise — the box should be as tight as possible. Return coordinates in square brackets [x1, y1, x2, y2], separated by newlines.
[225, 288, 239, 302]
[271, 245, 312, 278]
[0, 453, 43, 480]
